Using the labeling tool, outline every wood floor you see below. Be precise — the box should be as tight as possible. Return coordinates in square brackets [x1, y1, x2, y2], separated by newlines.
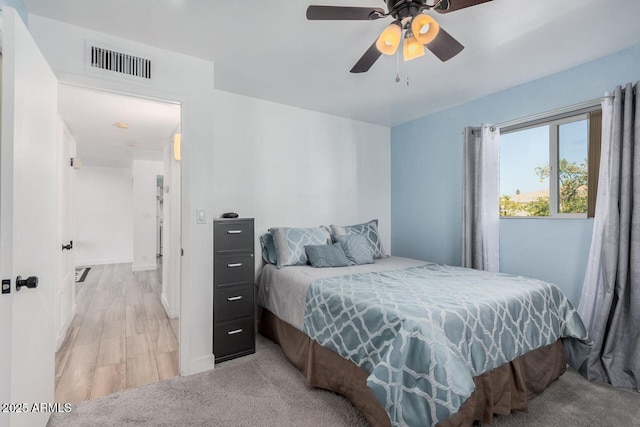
[55, 262, 179, 403]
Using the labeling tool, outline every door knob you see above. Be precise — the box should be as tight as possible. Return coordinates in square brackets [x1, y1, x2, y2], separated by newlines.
[62, 240, 73, 251]
[16, 276, 38, 291]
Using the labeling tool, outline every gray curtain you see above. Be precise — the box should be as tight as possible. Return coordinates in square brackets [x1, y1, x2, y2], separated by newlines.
[578, 82, 640, 389]
[461, 125, 500, 272]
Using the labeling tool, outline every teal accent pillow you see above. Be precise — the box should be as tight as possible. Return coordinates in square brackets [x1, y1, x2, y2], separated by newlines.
[269, 226, 332, 268]
[336, 234, 374, 265]
[259, 232, 278, 265]
[330, 219, 387, 259]
[305, 244, 349, 268]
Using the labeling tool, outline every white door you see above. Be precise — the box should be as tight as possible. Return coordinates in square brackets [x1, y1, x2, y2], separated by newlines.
[56, 123, 76, 347]
[0, 8, 60, 427]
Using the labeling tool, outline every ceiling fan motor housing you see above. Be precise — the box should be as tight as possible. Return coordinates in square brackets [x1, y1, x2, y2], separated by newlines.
[386, 0, 429, 20]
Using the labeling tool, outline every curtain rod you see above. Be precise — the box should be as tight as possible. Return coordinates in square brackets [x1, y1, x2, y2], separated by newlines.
[494, 97, 608, 131]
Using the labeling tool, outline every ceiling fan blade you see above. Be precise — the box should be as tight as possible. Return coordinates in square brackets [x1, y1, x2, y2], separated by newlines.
[434, 0, 493, 14]
[350, 41, 382, 73]
[306, 5, 385, 20]
[425, 27, 464, 62]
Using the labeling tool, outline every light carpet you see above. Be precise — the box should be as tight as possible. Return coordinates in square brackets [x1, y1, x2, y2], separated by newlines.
[48, 335, 640, 427]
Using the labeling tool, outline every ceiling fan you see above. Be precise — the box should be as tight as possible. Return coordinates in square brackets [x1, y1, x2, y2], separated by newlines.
[306, 0, 493, 73]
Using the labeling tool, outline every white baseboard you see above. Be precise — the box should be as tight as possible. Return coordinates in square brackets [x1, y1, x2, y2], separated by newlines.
[56, 303, 76, 351]
[188, 354, 215, 376]
[76, 257, 132, 267]
[132, 263, 157, 272]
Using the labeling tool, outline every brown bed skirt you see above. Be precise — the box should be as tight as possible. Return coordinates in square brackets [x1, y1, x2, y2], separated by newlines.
[260, 309, 566, 427]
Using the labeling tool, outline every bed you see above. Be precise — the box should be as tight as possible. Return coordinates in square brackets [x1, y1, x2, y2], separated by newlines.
[257, 256, 591, 427]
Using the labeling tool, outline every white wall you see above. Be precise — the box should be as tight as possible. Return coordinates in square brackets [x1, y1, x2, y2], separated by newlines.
[28, 14, 391, 376]
[1, 0, 28, 26]
[74, 165, 133, 266]
[132, 159, 163, 271]
[211, 90, 391, 267]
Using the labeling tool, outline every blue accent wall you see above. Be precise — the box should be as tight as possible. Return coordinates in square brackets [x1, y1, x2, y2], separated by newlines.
[391, 45, 640, 306]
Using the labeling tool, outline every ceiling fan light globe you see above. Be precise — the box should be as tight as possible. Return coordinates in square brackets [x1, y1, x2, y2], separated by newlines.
[403, 36, 425, 61]
[375, 23, 402, 55]
[411, 14, 440, 45]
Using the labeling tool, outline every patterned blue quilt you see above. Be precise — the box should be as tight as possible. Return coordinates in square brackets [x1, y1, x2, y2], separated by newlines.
[302, 264, 591, 427]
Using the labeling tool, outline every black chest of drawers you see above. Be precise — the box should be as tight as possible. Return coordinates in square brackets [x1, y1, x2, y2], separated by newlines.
[213, 218, 255, 362]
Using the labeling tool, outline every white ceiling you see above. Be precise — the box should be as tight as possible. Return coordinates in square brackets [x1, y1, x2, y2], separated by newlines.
[24, 0, 640, 127]
[58, 85, 181, 168]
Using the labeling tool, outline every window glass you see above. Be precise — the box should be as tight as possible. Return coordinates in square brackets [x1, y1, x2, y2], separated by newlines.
[499, 125, 550, 217]
[557, 120, 588, 214]
[499, 110, 598, 218]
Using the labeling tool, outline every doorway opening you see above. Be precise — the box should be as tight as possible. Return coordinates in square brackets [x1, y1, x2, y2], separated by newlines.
[53, 85, 182, 403]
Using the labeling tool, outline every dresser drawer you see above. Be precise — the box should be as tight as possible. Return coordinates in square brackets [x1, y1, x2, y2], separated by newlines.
[214, 253, 254, 287]
[214, 284, 254, 323]
[214, 317, 255, 362]
[214, 220, 254, 254]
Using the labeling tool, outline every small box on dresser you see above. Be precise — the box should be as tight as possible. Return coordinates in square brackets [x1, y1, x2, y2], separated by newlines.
[213, 218, 255, 362]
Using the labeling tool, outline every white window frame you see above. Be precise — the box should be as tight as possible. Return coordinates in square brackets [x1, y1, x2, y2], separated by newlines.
[549, 114, 589, 218]
[500, 112, 591, 219]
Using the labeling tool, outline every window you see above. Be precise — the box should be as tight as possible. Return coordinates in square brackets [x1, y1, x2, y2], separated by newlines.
[499, 109, 601, 218]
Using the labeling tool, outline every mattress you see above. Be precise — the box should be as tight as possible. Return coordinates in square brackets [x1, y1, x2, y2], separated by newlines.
[258, 256, 427, 330]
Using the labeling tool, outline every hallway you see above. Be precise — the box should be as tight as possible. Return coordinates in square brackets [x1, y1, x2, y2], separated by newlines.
[55, 263, 179, 403]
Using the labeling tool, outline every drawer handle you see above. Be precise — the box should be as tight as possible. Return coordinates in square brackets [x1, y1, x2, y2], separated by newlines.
[228, 329, 243, 335]
[227, 296, 243, 301]
[227, 263, 242, 268]
[227, 230, 242, 234]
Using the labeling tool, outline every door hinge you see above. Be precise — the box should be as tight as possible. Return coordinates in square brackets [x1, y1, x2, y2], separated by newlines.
[2, 279, 10, 294]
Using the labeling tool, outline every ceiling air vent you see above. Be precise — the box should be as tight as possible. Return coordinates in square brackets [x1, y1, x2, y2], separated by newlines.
[90, 46, 151, 79]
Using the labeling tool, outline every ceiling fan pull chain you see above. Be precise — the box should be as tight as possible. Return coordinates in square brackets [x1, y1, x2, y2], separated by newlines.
[395, 50, 400, 83]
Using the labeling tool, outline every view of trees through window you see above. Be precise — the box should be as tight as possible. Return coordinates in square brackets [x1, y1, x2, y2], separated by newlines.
[499, 118, 589, 217]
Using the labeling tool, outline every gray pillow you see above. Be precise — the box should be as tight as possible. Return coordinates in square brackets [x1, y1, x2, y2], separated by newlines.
[305, 243, 349, 268]
[336, 234, 374, 265]
[330, 219, 387, 259]
[259, 232, 278, 265]
[269, 226, 332, 268]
